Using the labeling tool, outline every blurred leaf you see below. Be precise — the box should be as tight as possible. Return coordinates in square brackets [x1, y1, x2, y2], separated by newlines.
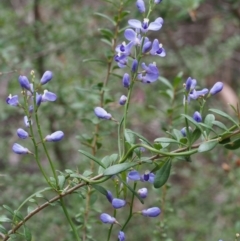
[173, 129, 183, 141]
[154, 160, 172, 188]
[91, 184, 108, 196]
[27, 206, 35, 215]
[125, 129, 135, 144]
[82, 58, 106, 64]
[78, 150, 106, 168]
[158, 76, 173, 89]
[13, 210, 23, 222]
[181, 114, 202, 130]
[24, 226, 32, 241]
[212, 120, 228, 131]
[94, 12, 116, 26]
[0, 216, 11, 223]
[173, 72, 183, 88]
[209, 108, 238, 126]
[204, 114, 215, 135]
[154, 137, 182, 145]
[0, 224, 7, 234]
[198, 140, 218, 152]
[2, 205, 14, 215]
[125, 129, 152, 146]
[58, 175, 66, 190]
[190, 128, 201, 144]
[90, 193, 98, 205]
[224, 138, 240, 150]
[104, 163, 138, 176]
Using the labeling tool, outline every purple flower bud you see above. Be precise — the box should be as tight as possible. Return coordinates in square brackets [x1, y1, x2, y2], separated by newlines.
[185, 77, 197, 91]
[24, 116, 32, 127]
[36, 93, 42, 106]
[148, 173, 155, 183]
[128, 170, 141, 181]
[100, 213, 117, 224]
[119, 95, 127, 105]
[142, 41, 152, 53]
[141, 207, 161, 217]
[122, 73, 130, 88]
[40, 71, 53, 85]
[94, 107, 112, 120]
[42, 90, 57, 102]
[136, 0, 145, 13]
[17, 128, 29, 139]
[112, 198, 126, 209]
[106, 190, 113, 203]
[19, 75, 31, 91]
[29, 105, 33, 113]
[6, 94, 19, 106]
[12, 143, 30, 154]
[209, 82, 223, 95]
[137, 187, 148, 198]
[193, 111, 202, 123]
[154, 0, 162, 3]
[131, 59, 138, 73]
[118, 231, 125, 241]
[45, 131, 64, 142]
[181, 127, 192, 137]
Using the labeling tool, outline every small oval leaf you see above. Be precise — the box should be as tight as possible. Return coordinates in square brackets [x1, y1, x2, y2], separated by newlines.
[224, 138, 240, 150]
[103, 163, 137, 176]
[198, 140, 218, 152]
[154, 160, 172, 188]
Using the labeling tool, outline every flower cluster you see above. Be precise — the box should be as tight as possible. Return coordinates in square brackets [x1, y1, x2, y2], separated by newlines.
[100, 168, 161, 241]
[7, 71, 64, 154]
[181, 77, 224, 136]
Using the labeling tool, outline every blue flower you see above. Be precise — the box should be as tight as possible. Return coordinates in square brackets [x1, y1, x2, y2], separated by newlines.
[137, 187, 148, 198]
[45, 131, 64, 142]
[141, 172, 155, 183]
[193, 111, 202, 123]
[131, 59, 138, 72]
[185, 77, 197, 91]
[24, 116, 32, 127]
[40, 71, 53, 85]
[128, 17, 163, 33]
[142, 207, 161, 217]
[94, 107, 112, 120]
[42, 90, 57, 102]
[124, 29, 141, 46]
[142, 39, 152, 53]
[154, 0, 162, 3]
[137, 62, 159, 83]
[128, 170, 141, 181]
[189, 88, 208, 100]
[114, 54, 128, 68]
[6, 94, 19, 106]
[36, 93, 42, 106]
[106, 190, 113, 203]
[118, 231, 125, 241]
[209, 82, 223, 95]
[119, 95, 127, 105]
[128, 170, 155, 183]
[19, 75, 31, 91]
[100, 213, 118, 224]
[17, 128, 29, 139]
[150, 39, 166, 57]
[12, 143, 31, 155]
[112, 198, 126, 209]
[122, 73, 130, 88]
[136, 0, 145, 13]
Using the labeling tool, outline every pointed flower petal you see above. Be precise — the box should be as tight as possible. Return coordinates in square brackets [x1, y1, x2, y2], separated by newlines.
[12, 143, 30, 154]
[40, 71, 53, 85]
[42, 90, 57, 102]
[142, 207, 161, 217]
[19, 75, 31, 91]
[6, 94, 19, 106]
[112, 198, 126, 209]
[17, 128, 29, 139]
[94, 107, 112, 120]
[210, 82, 223, 95]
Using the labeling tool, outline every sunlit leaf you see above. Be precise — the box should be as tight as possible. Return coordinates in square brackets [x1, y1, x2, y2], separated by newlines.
[198, 140, 218, 152]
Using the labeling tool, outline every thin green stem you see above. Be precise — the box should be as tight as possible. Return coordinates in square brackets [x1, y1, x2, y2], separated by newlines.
[60, 197, 81, 241]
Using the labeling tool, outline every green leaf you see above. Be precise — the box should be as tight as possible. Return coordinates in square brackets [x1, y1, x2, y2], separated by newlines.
[98, 154, 118, 174]
[58, 175, 66, 190]
[209, 108, 239, 126]
[154, 160, 172, 188]
[104, 163, 138, 176]
[154, 137, 182, 145]
[2, 205, 14, 215]
[82, 58, 106, 64]
[224, 138, 240, 150]
[198, 140, 218, 152]
[94, 12, 116, 26]
[212, 120, 228, 131]
[173, 129, 183, 142]
[0, 216, 11, 223]
[125, 129, 152, 146]
[78, 150, 105, 168]
[173, 72, 183, 88]
[24, 226, 32, 241]
[124, 129, 135, 144]
[190, 128, 201, 144]
[13, 210, 23, 222]
[91, 184, 108, 196]
[0, 224, 7, 234]
[158, 76, 173, 90]
[204, 114, 215, 135]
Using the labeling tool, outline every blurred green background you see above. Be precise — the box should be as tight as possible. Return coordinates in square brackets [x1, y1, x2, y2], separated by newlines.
[1, 0, 240, 240]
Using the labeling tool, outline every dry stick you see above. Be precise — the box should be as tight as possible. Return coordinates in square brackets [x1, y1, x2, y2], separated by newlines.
[3, 174, 103, 241]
